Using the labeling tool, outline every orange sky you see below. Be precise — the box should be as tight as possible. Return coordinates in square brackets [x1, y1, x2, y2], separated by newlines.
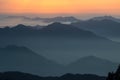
[0, 0, 120, 15]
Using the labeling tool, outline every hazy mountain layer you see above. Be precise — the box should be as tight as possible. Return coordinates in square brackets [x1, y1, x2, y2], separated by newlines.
[0, 45, 63, 76]
[0, 23, 120, 65]
[72, 18, 120, 42]
[0, 45, 119, 76]
[67, 56, 118, 76]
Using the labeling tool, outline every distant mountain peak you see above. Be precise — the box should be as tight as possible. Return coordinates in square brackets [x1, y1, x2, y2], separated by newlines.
[71, 55, 116, 65]
[49, 22, 63, 26]
[90, 16, 120, 22]
[0, 45, 63, 76]
[13, 24, 27, 28]
[67, 55, 118, 76]
[16, 24, 26, 26]
[11, 24, 32, 30]
[16, 24, 27, 27]
[42, 22, 77, 31]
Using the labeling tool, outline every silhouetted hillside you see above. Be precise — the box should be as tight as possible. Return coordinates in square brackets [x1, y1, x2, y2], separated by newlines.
[40, 22, 98, 37]
[0, 45, 63, 76]
[90, 16, 120, 22]
[72, 19, 120, 41]
[67, 56, 118, 76]
[0, 23, 120, 66]
[0, 71, 106, 80]
[0, 22, 97, 37]
[0, 45, 118, 76]
[107, 65, 120, 80]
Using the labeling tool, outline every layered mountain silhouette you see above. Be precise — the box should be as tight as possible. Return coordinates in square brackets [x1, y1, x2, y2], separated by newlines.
[0, 71, 106, 80]
[90, 16, 120, 22]
[72, 17, 120, 41]
[0, 16, 79, 27]
[0, 23, 120, 65]
[0, 45, 118, 76]
[40, 22, 97, 37]
[4, 16, 79, 23]
[30, 16, 79, 23]
[67, 56, 118, 76]
[0, 45, 63, 76]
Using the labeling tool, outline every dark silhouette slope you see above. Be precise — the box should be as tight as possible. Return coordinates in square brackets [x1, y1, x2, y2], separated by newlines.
[0, 71, 106, 80]
[0, 23, 120, 65]
[72, 19, 120, 41]
[67, 56, 118, 76]
[0, 45, 63, 76]
[107, 65, 120, 80]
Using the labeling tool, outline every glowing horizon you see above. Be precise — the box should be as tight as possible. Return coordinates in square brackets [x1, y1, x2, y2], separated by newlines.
[0, 0, 120, 15]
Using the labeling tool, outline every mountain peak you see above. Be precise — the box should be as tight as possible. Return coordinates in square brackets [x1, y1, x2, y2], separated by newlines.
[16, 24, 26, 27]
[11, 24, 32, 30]
[12, 24, 27, 29]
[71, 55, 116, 65]
[50, 22, 63, 26]
[90, 16, 119, 22]
[41, 22, 80, 32]
[67, 55, 118, 76]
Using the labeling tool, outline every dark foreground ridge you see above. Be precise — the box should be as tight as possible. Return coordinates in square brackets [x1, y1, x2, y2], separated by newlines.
[107, 65, 120, 80]
[0, 71, 105, 80]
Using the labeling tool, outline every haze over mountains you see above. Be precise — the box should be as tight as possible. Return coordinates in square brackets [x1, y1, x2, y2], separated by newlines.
[90, 16, 120, 22]
[67, 56, 118, 76]
[0, 15, 120, 27]
[72, 17, 120, 42]
[1, 15, 120, 42]
[0, 45, 63, 76]
[0, 16, 79, 27]
[0, 16, 120, 76]
[0, 22, 120, 65]
[0, 45, 118, 76]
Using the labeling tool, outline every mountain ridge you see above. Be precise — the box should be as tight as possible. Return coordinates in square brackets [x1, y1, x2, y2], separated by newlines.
[0, 45, 119, 76]
[67, 55, 118, 76]
[0, 71, 106, 80]
[72, 18, 120, 41]
[0, 45, 64, 76]
[0, 23, 120, 65]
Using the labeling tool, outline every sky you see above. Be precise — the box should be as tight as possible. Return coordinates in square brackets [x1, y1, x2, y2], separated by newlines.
[0, 0, 120, 17]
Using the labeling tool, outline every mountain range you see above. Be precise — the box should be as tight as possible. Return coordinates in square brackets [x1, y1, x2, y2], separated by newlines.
[72, 18, 120, 42]
[1, 15, 120, 41]
[1, 15, 120, 27]
[0, 16, 120, 76]
[0, 71, 106, 80]
[0, 23, 120, 65]
[0, 45, 64, 76]
[90, 16, 120, 22]
[0, 16, 79, 27]
[0, 45, 118, 76]
[67, 56, 118, 76]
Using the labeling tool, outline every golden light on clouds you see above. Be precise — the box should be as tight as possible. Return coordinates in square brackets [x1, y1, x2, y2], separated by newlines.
[0, 0, 120, 14]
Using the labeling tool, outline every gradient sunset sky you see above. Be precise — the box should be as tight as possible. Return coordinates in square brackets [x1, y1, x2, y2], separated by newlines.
[0, 0, 120, 18]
